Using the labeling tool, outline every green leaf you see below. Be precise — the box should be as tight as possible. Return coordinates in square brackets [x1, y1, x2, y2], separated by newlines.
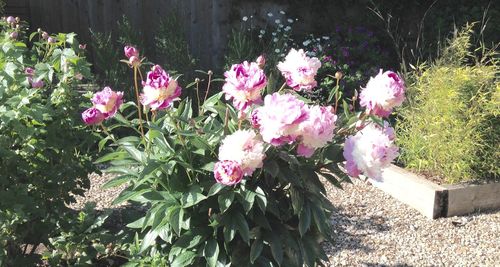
[218, 191, 234, 213]
[290, 186, 304, 214]
[250, 239, 264, 264]
[298, 202, 312, 236]
[171, 251, 197, 267]
[264, 160, 279, 177]
[121, 144, 145, 163]
[126, 217, 145, 229]
[101, 174, 133, 189]
[140, 229, 159, 253]
[173, 230, 206, 249]
[233, 212, 250, 244]
[269, 232, 283, 265]
[181, 187, 207, 208]
[255, 187, 267, 212]
[95, 151, 127, 164]
[112, 187, 150, 205]
[208, 183, 224, 196]
[170, 206, 184, 236]
[204, 239, 219, 267]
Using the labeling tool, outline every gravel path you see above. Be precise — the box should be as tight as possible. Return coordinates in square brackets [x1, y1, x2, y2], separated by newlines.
[323, 178, 500, 266]
[73, 173, 500, 266]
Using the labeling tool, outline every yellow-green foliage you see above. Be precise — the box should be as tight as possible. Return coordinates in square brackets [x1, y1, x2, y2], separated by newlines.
[397, 25, 499, 183]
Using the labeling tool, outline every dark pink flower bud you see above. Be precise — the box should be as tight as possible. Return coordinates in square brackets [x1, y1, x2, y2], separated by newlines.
[31, 80, 44, 88]
[82, 107, 105, 125]
[79, 44, 86, 50]
[124, 46, 139, 59]
[9, 31, 18, 39]
[256, 55, 266, 68]
[41, 32, 49, 40]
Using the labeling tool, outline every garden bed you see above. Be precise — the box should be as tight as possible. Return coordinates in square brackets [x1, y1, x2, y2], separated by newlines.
[367, 165, 500, 219]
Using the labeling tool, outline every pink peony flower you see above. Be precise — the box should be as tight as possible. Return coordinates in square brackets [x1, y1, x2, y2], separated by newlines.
[223, 61, 267, 112]
[141, 65, 181, 110]
[9, 31, 18, 39]
[277, 48, 321, 91]
[297, 105, 337, 157]
[256, 93, 308, 146]
[343, 122, 399, 180]
[218, 129, 265, 176]
[91, 87, 123, 119]
[359, 70, 406, 117]
[82, 107, 105, 125]
[214, 160, 243, 186]
[124, 45, 139, 59]
[128, 56, 140, 67]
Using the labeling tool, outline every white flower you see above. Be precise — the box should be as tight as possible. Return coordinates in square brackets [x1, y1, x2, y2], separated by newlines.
[273, 38, 278, 42]
[285, 26, 291, 32]
[275, 48, 280, 53]
[275, 19, 281, 24]
[302, 40, 312, 46]
[267, 12, 273, 17]
[218, 130, 265, 176]
[280, 10, 286, 15]
[260, 29, 265, 34]
[287, 19, 294, 23]
[242, 16, 248, 21]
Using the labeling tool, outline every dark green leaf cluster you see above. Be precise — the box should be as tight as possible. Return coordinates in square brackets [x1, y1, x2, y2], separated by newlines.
[0, 19, 97, 264]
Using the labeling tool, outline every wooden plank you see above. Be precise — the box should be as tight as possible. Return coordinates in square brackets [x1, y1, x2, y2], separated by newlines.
[444, 183, 500, 217]
[368, 165, 446, 219]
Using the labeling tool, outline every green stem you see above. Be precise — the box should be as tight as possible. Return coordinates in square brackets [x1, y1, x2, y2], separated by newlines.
[133, 66, 146, 147]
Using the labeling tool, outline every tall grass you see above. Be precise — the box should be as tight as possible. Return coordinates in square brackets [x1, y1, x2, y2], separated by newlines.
[397, 24, 499, 183]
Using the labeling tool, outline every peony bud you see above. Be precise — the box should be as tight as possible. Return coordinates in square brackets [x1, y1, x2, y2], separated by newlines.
[82, 107, 105, 125]
[41, 31, 49, 40]
[6, 16, 15, 24]
[15, 17, 20, 23]
[9, 31, 18, 39]
[79, 44, 86, 50]
[128, 56, 140, 67]
[31, 79, 44, 88]
[47, 37, 56, 43]
[124, 45, 139, 58]
[335, 71, 343, 80]
[37, 28, 42, 33]
[256, 55, 266, 68]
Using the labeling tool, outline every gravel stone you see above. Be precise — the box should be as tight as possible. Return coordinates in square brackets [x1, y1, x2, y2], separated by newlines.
[323, 178, 500, 266]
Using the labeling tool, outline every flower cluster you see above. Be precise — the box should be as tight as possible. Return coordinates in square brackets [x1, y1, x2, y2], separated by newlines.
[223, 60, 267, 113]
[214, 130, 265, 185]
[360, 70, 406, 117]
[277, 48, 321, 91]
[82, 87, 123, 125]
[343, 122, 399, 180]
[141, 65, 181, 111]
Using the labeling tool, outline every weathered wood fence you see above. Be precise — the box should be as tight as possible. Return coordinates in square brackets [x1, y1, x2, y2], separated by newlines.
[6, 0, 239, 68]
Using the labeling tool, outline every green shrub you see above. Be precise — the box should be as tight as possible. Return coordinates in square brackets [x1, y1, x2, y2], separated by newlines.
[0, 19, 97, 264]
[397, 25, 499, 183]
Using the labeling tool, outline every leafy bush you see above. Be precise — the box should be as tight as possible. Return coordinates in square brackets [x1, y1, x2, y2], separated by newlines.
[397, 25, 499, 183]
[82, 38, 404, 265]
[0, 18, 97, 264]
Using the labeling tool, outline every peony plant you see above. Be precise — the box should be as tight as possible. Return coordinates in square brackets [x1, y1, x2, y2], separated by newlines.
[88, 46, 405, 266]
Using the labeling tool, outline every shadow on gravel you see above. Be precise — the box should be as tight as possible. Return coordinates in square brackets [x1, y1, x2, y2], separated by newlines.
[325, 204, 391, 254]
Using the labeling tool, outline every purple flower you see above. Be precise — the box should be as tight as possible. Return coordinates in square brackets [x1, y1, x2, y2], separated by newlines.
[91, 87, 124, 119]
[82, 107, 105, 125]
[6, 16, 15, 24]
[141, 65, 181, 110]
[214, 160, 243, 186]
[223, 61, 267, 112]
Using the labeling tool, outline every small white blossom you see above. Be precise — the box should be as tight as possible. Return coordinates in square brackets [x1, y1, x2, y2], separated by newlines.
[280, 10, 286, 15]
[242, 16, 248, 21]
[287, 19, 294, 23]
[267, 12, 273, 17]
[275, 19, 281, 24]
[275, 48, 280, 53]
